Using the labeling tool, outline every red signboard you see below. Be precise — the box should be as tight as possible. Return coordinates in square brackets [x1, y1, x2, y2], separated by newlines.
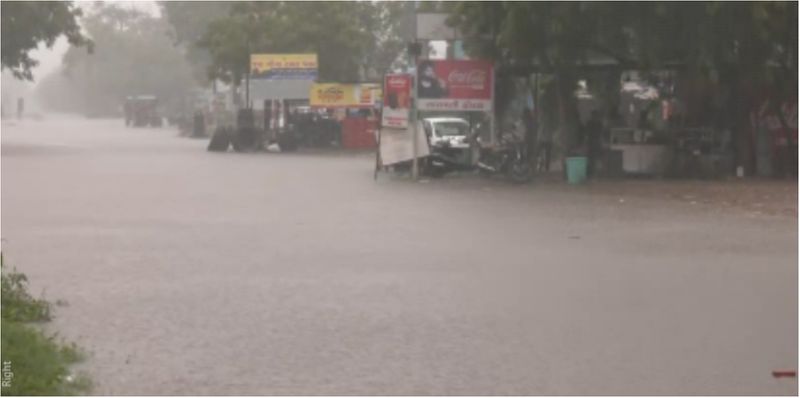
[382, 74, 412, 128]
[417, 59, 493, 111]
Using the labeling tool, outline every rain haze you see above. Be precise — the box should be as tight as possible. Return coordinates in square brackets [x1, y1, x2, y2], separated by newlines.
[1, 1, 797, 396]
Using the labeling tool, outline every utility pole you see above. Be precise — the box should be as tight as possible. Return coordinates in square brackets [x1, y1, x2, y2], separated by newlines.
[245, 71, 250, 108]
[409, 42, 420, 180]
[408, 2, 420, 180]
[245, 38, 251, 110]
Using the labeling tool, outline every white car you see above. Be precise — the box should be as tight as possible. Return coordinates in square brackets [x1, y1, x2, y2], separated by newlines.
[421, 117, 471, 149]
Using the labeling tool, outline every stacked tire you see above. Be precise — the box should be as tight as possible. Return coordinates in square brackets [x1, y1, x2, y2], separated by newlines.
[208, 127, 232, 152]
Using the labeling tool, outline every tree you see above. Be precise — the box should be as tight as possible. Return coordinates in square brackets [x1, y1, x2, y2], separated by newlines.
[359, 1, 408, 79]
[36, 4, 194, 116]
[446, 2, 797, 171]
[627, 2, 797, 174]
[447, 2, 634, 149]
[159, 1, 231, 85]
[1, 1, 89, 80]
[197, 1, 404, 86]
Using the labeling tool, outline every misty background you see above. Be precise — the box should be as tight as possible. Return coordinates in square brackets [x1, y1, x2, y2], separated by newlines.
[2, 1, 181, 118]
[2, 1, 442, 120]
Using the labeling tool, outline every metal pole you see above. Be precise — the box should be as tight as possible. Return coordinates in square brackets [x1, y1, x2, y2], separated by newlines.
[535, 72, 541, 138]
[411, 51, 419, 180]
[245, 71, 250, 108]
[489, 66, 496, 146]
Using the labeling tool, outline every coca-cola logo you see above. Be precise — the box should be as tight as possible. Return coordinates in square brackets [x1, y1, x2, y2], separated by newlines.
[447, 69, 487, 89]
[388, 77, 408, 88]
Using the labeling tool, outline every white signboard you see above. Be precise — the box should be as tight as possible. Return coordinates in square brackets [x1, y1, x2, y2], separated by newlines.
[379, 124, 430, 165]
[382, 74, 412, 128]
[382, 108, 410, 128]
[417, 99, 492, 111]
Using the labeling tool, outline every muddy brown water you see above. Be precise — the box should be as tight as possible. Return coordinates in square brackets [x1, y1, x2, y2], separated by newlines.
[2, 117, 796, 395]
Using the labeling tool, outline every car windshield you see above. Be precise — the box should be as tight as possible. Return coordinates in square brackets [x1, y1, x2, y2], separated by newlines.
[435, 122, 469, 136]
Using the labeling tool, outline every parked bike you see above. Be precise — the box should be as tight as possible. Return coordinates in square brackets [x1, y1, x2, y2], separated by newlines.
[424, 130, 533, 184]
[474, 132, 533, 184]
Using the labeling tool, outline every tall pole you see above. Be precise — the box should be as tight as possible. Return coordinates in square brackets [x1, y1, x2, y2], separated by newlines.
[245, 70, 250, 109]
[409, 3, 420, 179]
[489, 7, 497, 146]
[535, 72, 541, 139]
[411, 49, 419, 180]
[490, 66, 496, 146]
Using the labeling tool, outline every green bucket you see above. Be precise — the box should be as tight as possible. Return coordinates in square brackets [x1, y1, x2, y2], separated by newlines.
[566, 156, 588, 184]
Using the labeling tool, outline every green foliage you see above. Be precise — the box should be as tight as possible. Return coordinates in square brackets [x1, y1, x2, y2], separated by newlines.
[197, 1, 406, 84]
[1, 257, 91, 395]
[1, 322, 91, 396]
[159, 1, 231, 85]
[446, 1, 797, 159]
[360, 1, 409, 79]
[1, 265, 51, 323]
[0, 1, 89, 81]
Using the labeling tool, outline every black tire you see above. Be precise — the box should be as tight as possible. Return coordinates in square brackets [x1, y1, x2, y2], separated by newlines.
[424, 164, 447, 178]
[207, 128, 231, 152]
[233, 127, 259, 152]
[277, 132, 298, 152]
[509, 161, 533, 184]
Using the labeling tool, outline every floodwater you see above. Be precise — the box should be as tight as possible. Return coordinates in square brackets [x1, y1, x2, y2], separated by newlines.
[1, 116, 796, 395]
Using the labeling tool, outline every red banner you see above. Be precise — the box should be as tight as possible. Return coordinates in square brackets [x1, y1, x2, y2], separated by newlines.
[382, 74, 412, 128]
[417, 60, 493, 111]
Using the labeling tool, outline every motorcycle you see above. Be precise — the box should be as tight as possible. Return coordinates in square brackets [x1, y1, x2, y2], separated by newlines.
[474, 132, 533, 184]
[424, 130, 533, 184]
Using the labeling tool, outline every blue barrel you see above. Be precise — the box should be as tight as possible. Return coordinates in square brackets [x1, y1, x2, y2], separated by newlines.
[566, 156, 588, 184]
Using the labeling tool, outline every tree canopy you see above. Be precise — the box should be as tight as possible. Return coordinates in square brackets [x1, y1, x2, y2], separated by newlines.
[159, 1, 231, 85]
[445, 2, 797, 170]
[194, 1, 406, 84]
[1, 1, 89, 80]
[36, 4, 194, 116]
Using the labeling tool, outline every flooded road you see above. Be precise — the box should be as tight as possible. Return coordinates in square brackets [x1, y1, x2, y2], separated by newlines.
[2, 117, 796, 395]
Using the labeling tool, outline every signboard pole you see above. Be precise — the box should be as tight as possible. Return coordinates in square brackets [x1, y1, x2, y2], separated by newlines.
[245, 72, 250, 108]
[490, 66, 496, 146]
[410, 49, 419, 180]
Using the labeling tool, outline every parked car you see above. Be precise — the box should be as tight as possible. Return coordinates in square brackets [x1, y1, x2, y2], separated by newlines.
[422, 117, 471, 149]
[421, 117, 474, 177]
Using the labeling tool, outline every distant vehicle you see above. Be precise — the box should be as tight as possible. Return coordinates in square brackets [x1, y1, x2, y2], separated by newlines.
[125, 96, 163, 127]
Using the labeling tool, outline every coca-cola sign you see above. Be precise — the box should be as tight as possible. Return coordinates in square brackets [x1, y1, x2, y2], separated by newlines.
[382, 74, 412, 128]
[388, 76, 409, 88]
[447, 69, 487, 90]
[417, 60, 493, 108]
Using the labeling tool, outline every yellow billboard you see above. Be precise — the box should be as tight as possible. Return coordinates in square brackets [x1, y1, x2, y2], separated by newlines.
[310, 83, 382, 108]
[250, 54, 318, 80]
